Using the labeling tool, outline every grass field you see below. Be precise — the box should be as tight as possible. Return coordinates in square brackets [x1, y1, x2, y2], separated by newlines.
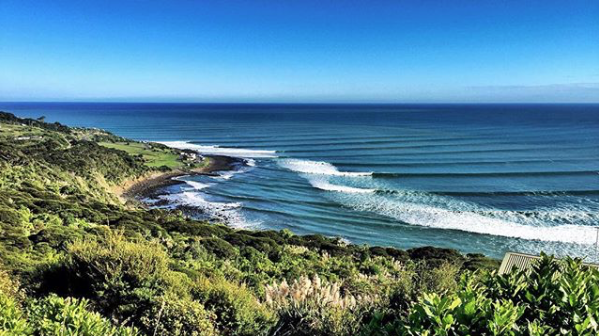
[0, 123, 46, 138]
[99, 141, 188, 169]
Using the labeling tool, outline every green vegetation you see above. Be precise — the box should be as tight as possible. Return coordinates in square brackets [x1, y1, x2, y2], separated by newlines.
[0, 123, 46, 139]
[98, 141, 200, 169]
[1, 111, 597, 335]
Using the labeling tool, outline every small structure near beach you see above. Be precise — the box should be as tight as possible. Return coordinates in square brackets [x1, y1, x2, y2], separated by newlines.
[179, 150, 201, 162]
[499, 251, 599, 274]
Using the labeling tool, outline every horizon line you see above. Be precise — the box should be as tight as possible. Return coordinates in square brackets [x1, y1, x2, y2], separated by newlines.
[2, 101, 599, 106]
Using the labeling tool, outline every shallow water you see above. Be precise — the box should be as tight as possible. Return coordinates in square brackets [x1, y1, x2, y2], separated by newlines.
[3, 103, 599, 260]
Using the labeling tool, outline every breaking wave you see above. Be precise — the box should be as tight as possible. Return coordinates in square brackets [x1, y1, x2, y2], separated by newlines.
[159, 141, 277, 158]
[183, 180, 211, 190]
[373, 170, 599, 178]
[308, 178, 375, 194]
[213, 171, 238, 180]
[331, 191, 599, 245]
[278, 159, 372, 176]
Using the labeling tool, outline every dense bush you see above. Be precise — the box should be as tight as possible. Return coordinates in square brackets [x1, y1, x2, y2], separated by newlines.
[50, 231, 191, 323]
[201, 237, 239, 259]
[194, 276, 275, 335]
[0, 270, 137, 336]
[27, 295, 138, 336]
[138, 293, 217, 336]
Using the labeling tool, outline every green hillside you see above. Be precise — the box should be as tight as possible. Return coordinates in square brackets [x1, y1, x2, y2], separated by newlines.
[1, 111, 598, 335]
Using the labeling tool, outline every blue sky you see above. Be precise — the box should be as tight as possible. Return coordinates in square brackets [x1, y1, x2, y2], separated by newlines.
[1, 0, 598, 103]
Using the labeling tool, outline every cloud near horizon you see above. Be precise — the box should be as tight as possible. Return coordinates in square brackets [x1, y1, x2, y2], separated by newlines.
[462, 83, 599, 103]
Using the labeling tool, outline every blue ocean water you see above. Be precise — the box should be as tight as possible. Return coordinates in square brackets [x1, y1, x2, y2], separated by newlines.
[3, 103, 599, 260]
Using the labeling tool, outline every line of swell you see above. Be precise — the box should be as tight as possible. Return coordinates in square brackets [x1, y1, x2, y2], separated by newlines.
[373, 170, 599, 178]
[375, 190, 599, 197]
[189, 134, 474, 146]
[335, 157, 599, 167]
[310, 146, 597, 159]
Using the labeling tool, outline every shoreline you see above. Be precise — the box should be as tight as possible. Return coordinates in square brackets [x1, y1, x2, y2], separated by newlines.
[116, 155, 242, 202]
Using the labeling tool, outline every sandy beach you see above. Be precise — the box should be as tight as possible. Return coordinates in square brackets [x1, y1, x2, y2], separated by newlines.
[117, 155, 242, 201]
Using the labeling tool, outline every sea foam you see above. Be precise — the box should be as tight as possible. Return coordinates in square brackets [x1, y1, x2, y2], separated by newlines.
[278, 159, 372, 177]
[308, 179, 376, 194]
[161, 191, 254, 229]
[183, 180, 211, 190]
[279, 159, 374, 193]
[160, 141, 277, 158]
[332, 191, 599, 245]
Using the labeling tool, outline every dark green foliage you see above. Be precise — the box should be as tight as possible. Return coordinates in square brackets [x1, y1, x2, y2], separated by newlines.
[201, 237, 239, 259]
[26, 295, 139, 336]
[0, 269, 137, 336]
[194, 277, 275, 335]
[44, 140, 149, 183]
[408, 246, 464, 265]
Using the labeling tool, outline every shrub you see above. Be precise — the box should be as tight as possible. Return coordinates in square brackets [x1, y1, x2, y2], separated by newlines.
[408, 246, 463, 267]
[0, 270, 20, 300]
[139, 293, 217, 336]
[415, 260, 460, 294]
[201, 237, 238, 259]
[27, 294, 138, 336]
[65, 230, 169, 284]
[224, 232, 279, 257]
[0, 208, 22, 226]
[52, 231, 191, 325]
[194, 276, 274, 335]
[0, 291, 31, 335]
[0, 271, 30, 335]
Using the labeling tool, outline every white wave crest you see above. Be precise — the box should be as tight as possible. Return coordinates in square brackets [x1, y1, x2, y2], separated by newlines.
[163, 191, 241, 210]
[309, 179, 375, 194]
[279, 159, 372, 176]
[159, 141, 277, 158]
[212, 171, 237, 180]
[335, 192, 598, 245]
[183, 181, 211, 190]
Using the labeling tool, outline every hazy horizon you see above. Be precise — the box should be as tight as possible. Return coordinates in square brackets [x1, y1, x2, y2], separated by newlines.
[3, 101, 599, 106]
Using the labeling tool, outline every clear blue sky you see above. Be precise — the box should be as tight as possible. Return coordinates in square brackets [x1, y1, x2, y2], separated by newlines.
[1, 0, 598, 103]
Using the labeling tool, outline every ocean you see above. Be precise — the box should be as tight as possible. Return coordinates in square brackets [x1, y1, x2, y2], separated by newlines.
[2, 102, 599, 260]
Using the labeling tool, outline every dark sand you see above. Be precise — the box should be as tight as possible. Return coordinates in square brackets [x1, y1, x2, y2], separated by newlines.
[121, 155, 243, 200]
